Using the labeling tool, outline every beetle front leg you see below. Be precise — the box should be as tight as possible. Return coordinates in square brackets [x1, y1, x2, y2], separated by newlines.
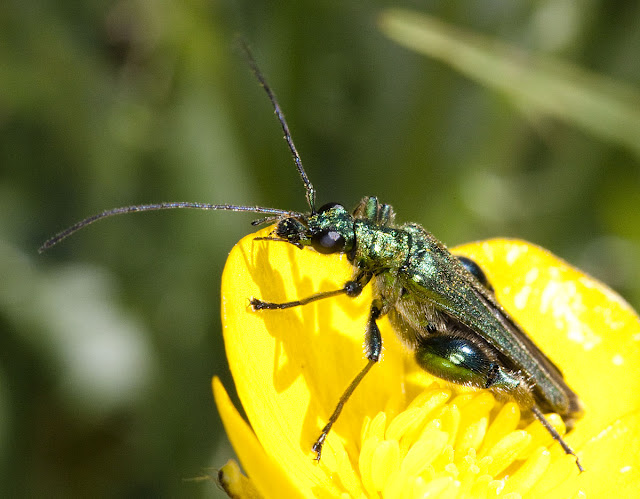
[250, 271, 371, 310]
[312, 302, 383, 461]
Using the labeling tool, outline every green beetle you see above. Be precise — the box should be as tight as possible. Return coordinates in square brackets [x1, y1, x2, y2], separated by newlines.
[41, 44, 583, 472]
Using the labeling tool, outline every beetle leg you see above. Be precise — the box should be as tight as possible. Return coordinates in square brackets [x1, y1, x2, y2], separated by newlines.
[250, 271, 371, 310]
[531, 406, 583, 472]
[312, 303, 383, 461]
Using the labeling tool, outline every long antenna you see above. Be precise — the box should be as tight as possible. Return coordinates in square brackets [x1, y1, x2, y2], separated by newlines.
[239, 40, 317, 213]
[40, 44, 314, 252]
[39, 203, 299, 252]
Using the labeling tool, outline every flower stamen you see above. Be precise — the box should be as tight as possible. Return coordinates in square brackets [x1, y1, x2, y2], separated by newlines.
[353, 387, 577, 498]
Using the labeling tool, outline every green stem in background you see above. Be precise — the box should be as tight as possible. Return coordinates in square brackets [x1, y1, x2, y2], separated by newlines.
[379, 8, 640, 159]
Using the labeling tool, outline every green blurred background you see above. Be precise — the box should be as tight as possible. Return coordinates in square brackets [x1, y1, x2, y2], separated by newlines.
[1, 1, 639, 497]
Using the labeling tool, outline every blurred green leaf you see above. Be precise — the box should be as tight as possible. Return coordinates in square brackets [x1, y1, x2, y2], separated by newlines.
[379, 8, 640, 158]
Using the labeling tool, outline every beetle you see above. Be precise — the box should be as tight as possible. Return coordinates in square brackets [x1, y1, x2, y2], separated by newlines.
[41, 43, 583, 472]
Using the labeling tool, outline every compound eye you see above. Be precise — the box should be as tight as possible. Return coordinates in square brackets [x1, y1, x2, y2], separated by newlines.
[317, 202, 344, 214]
[457, 256, 494, 292]
[311, 229, 345, 254]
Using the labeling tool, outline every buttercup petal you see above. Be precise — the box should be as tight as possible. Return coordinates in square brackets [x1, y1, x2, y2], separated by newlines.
[213, 377, 302, 498]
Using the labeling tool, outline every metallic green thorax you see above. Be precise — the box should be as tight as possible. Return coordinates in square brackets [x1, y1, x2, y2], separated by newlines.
[275, 195, 582, 425]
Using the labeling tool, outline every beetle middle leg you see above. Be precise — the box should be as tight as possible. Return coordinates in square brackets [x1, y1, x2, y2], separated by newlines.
[312, 302, 383, 460]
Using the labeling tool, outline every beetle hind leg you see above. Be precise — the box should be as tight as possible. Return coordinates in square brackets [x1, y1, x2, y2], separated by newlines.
[531, 406, 583, 472]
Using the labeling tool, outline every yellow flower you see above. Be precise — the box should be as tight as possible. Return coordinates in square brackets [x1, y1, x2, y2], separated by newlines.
[213, 226, 640, 498]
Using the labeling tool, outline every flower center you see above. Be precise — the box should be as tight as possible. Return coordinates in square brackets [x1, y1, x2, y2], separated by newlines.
[324, 382, 579, 498]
